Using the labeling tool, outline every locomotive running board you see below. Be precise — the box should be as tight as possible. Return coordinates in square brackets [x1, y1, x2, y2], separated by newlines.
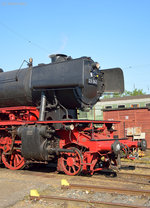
[101, 68, 124, 94]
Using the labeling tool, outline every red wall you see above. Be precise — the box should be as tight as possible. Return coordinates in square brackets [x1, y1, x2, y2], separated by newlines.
[103, 108, 150, 148]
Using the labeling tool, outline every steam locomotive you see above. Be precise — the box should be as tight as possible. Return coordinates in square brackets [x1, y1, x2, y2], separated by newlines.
[0, 54, 147, 175]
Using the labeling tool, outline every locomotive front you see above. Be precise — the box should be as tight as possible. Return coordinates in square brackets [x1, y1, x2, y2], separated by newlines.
[31, 54, 105, 114]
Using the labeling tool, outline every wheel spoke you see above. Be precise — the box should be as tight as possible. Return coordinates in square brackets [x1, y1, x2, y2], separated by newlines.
[2, 150, 25, 170]
[16, 154, 21, 166]
[69, 166, 71, 173]
[11, 154, 14, 161]
[10, 155, 14, 166]
[72, 165, 76, 173]
[74, 162, 80, 168]
[60, 147, 83, 176]
[14, 155, 17, 167]
[18, 154, 22, 160]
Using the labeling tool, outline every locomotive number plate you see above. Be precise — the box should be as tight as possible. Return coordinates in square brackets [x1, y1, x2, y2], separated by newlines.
[88, 78, 97, 85]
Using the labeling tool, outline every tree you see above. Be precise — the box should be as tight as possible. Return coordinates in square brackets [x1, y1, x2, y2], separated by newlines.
[123, 88, 146, 96]
[103, 88, 146, 99]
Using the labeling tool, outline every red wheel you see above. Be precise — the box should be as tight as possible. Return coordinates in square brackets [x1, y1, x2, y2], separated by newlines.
[2, 149, 25, 170]
[61, 147, 83, 176]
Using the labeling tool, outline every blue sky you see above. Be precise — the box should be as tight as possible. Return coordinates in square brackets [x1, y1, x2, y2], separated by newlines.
[0, 0, 150, 93]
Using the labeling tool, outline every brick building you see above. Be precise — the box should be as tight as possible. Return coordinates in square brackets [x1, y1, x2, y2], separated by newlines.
[79, 94, 150, 148]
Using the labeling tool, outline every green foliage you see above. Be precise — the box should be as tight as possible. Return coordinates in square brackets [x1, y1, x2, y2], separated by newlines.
[123, 88, 146, 96]
[112, 92, 121, 97]
[103, 94, 112, 99]
[103, 88, 146, 99]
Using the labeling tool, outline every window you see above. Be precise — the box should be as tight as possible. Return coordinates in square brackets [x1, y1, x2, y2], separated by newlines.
[131, 104, 139, 108]
[146, 103, 150, 108]
[118, 104, 125, 109]
[105, 106, 112, 109]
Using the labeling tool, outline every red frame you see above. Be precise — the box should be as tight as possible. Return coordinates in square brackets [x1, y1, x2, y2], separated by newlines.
[0, 106, 141, 174]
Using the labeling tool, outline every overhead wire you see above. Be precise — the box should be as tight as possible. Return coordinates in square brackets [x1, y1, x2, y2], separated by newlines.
[0, 21, 149, 71]
[0, 21, 50, 53]
[122, 63, 150, 70]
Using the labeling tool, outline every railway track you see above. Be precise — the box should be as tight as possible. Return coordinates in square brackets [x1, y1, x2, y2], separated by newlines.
[117, 171, 150, 180]
[61, 182, 150, 196]
[29, 179, 150, 208]
[21, 168, 150, 207]
[19, 169, 150, 185]
[92, 170, 150, 185]
[30, 195, 146, 208]
[0, 165, 149, 207]
[121, 163, 150, 170]
[19, 167, 150, 187]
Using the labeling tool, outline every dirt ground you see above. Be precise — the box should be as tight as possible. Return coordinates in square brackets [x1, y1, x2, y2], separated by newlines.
[0, 166, 59, 208]
[0, 150, 150, 208]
